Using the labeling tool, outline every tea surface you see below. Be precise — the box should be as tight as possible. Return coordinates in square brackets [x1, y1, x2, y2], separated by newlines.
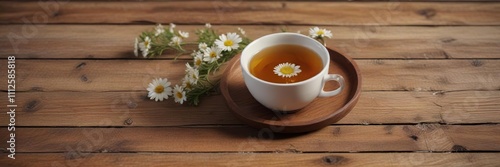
[249, 44, 323, 84]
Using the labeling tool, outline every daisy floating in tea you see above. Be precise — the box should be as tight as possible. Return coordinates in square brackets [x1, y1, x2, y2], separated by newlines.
[249, 44, 323, 84]
[274, 62, 302, 78]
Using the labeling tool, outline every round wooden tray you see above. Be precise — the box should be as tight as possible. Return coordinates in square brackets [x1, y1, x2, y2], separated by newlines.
[220, 48, 362, 133]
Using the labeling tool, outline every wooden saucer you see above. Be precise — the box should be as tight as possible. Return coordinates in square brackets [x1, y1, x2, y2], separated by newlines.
[220, 48, 362, 133]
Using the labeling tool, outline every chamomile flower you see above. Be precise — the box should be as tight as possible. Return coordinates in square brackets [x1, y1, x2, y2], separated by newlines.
[215, 33, 242, 51]
[309, 27, 333, 39]
[203, 46, 222, 63]
[147, 78, 173, 102]
[139, 36, 151, 57]
[173, 85, 187, 104]
[169, 23, 176, 33]
[205, 23, 212, 28]
[237, 27, 246, 36]
[154, 24, 165, 36]
[170, 36, 182, 46]
[181, 75, 197, 91]
[198, 42, 208, 50]
[193, 52, 203, 68]
[274, 62, 302, 78]
[134, 38, 139, 57]
[190, 50, 198, 57]
[178, 30, 189, 39]
[185, 63, 199, 81]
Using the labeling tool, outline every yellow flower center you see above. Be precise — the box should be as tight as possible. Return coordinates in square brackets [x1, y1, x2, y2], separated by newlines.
[154, 85, 164, 93]
[317, 30, 324, 36]
[280, 66, 294, 75]
[176, 92, 183, 99]
[195, 59, 202, 66]
[210, 52, 216, 58]
[224, 40, 233, 46]
[185, 82, 192, 90]
[145, 40, 150, 46]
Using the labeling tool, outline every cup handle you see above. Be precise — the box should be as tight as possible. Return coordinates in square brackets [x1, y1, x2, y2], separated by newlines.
[318, 74, 345, 97]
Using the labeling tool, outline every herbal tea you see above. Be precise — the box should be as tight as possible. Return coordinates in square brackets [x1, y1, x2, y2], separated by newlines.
[249, 44, 323, 84]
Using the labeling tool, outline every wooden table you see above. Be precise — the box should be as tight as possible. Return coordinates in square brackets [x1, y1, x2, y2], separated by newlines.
[1, 1, 499, 166]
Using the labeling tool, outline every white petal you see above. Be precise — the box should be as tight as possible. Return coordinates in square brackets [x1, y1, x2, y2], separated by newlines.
[134, 38, 139, 57]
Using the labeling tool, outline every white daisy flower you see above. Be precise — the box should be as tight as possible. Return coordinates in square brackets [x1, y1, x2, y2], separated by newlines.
[134, 38, 139, 57]
[169, 36, 182, 46]
[185, 63, 199, 81]
[139, 36, 151, 57]
[193, 52, 203, 68]
[185, 62, 194, 71]
[198, 42, 208, 50]
[274, 62, 302, 78]
[169, 23, 176, 33]
[146, 78, 173, 102]
[181, 75, 197, 91]
[215, 32, 242, 51]
[190, 50, 197, 57]
[205, 23, 211, 28]
[173, 85, 187, 104]
[309, 27, 333, 39]
[203, 46, 222, 63]
[178, 30, 189, 39]
[181, 79, 192, 91]
[154, 24, 165, 36]
[237, 27, 246, 36]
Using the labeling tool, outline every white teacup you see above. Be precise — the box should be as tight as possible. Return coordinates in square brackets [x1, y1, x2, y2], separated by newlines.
[241, 33, 345, 112]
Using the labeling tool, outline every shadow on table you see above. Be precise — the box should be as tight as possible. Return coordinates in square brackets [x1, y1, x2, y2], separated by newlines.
[214, 125, 317, 141]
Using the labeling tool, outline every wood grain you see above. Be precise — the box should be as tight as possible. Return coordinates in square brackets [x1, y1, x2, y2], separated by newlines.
[0, 0, 497, 2]
[1, 153, 499, 167]
[0, 125, 499, 152]
[0, 91, 498, 126]
[1, 2, 499, 25]
[0, 59, 498, 92]
[1, 25, 499, 59]
[361, 59, 500, 91]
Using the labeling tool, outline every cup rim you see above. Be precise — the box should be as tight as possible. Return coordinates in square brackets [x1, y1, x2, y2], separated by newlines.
[241, 32, 330, 86]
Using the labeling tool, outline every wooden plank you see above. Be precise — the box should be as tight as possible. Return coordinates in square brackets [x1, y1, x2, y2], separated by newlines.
[0, 59, 188, 92]
[1, 25, 499, 59]
[0, 59, 498, 92]
[1, 153, 499, 167]
[435, 91, 500, 124]
[0, 91, 498, 126]
[2, 0, 499, 1]
[0, 125, 498, 152]
[360, 60, 500, 91]
[1, 2, 499, 25]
